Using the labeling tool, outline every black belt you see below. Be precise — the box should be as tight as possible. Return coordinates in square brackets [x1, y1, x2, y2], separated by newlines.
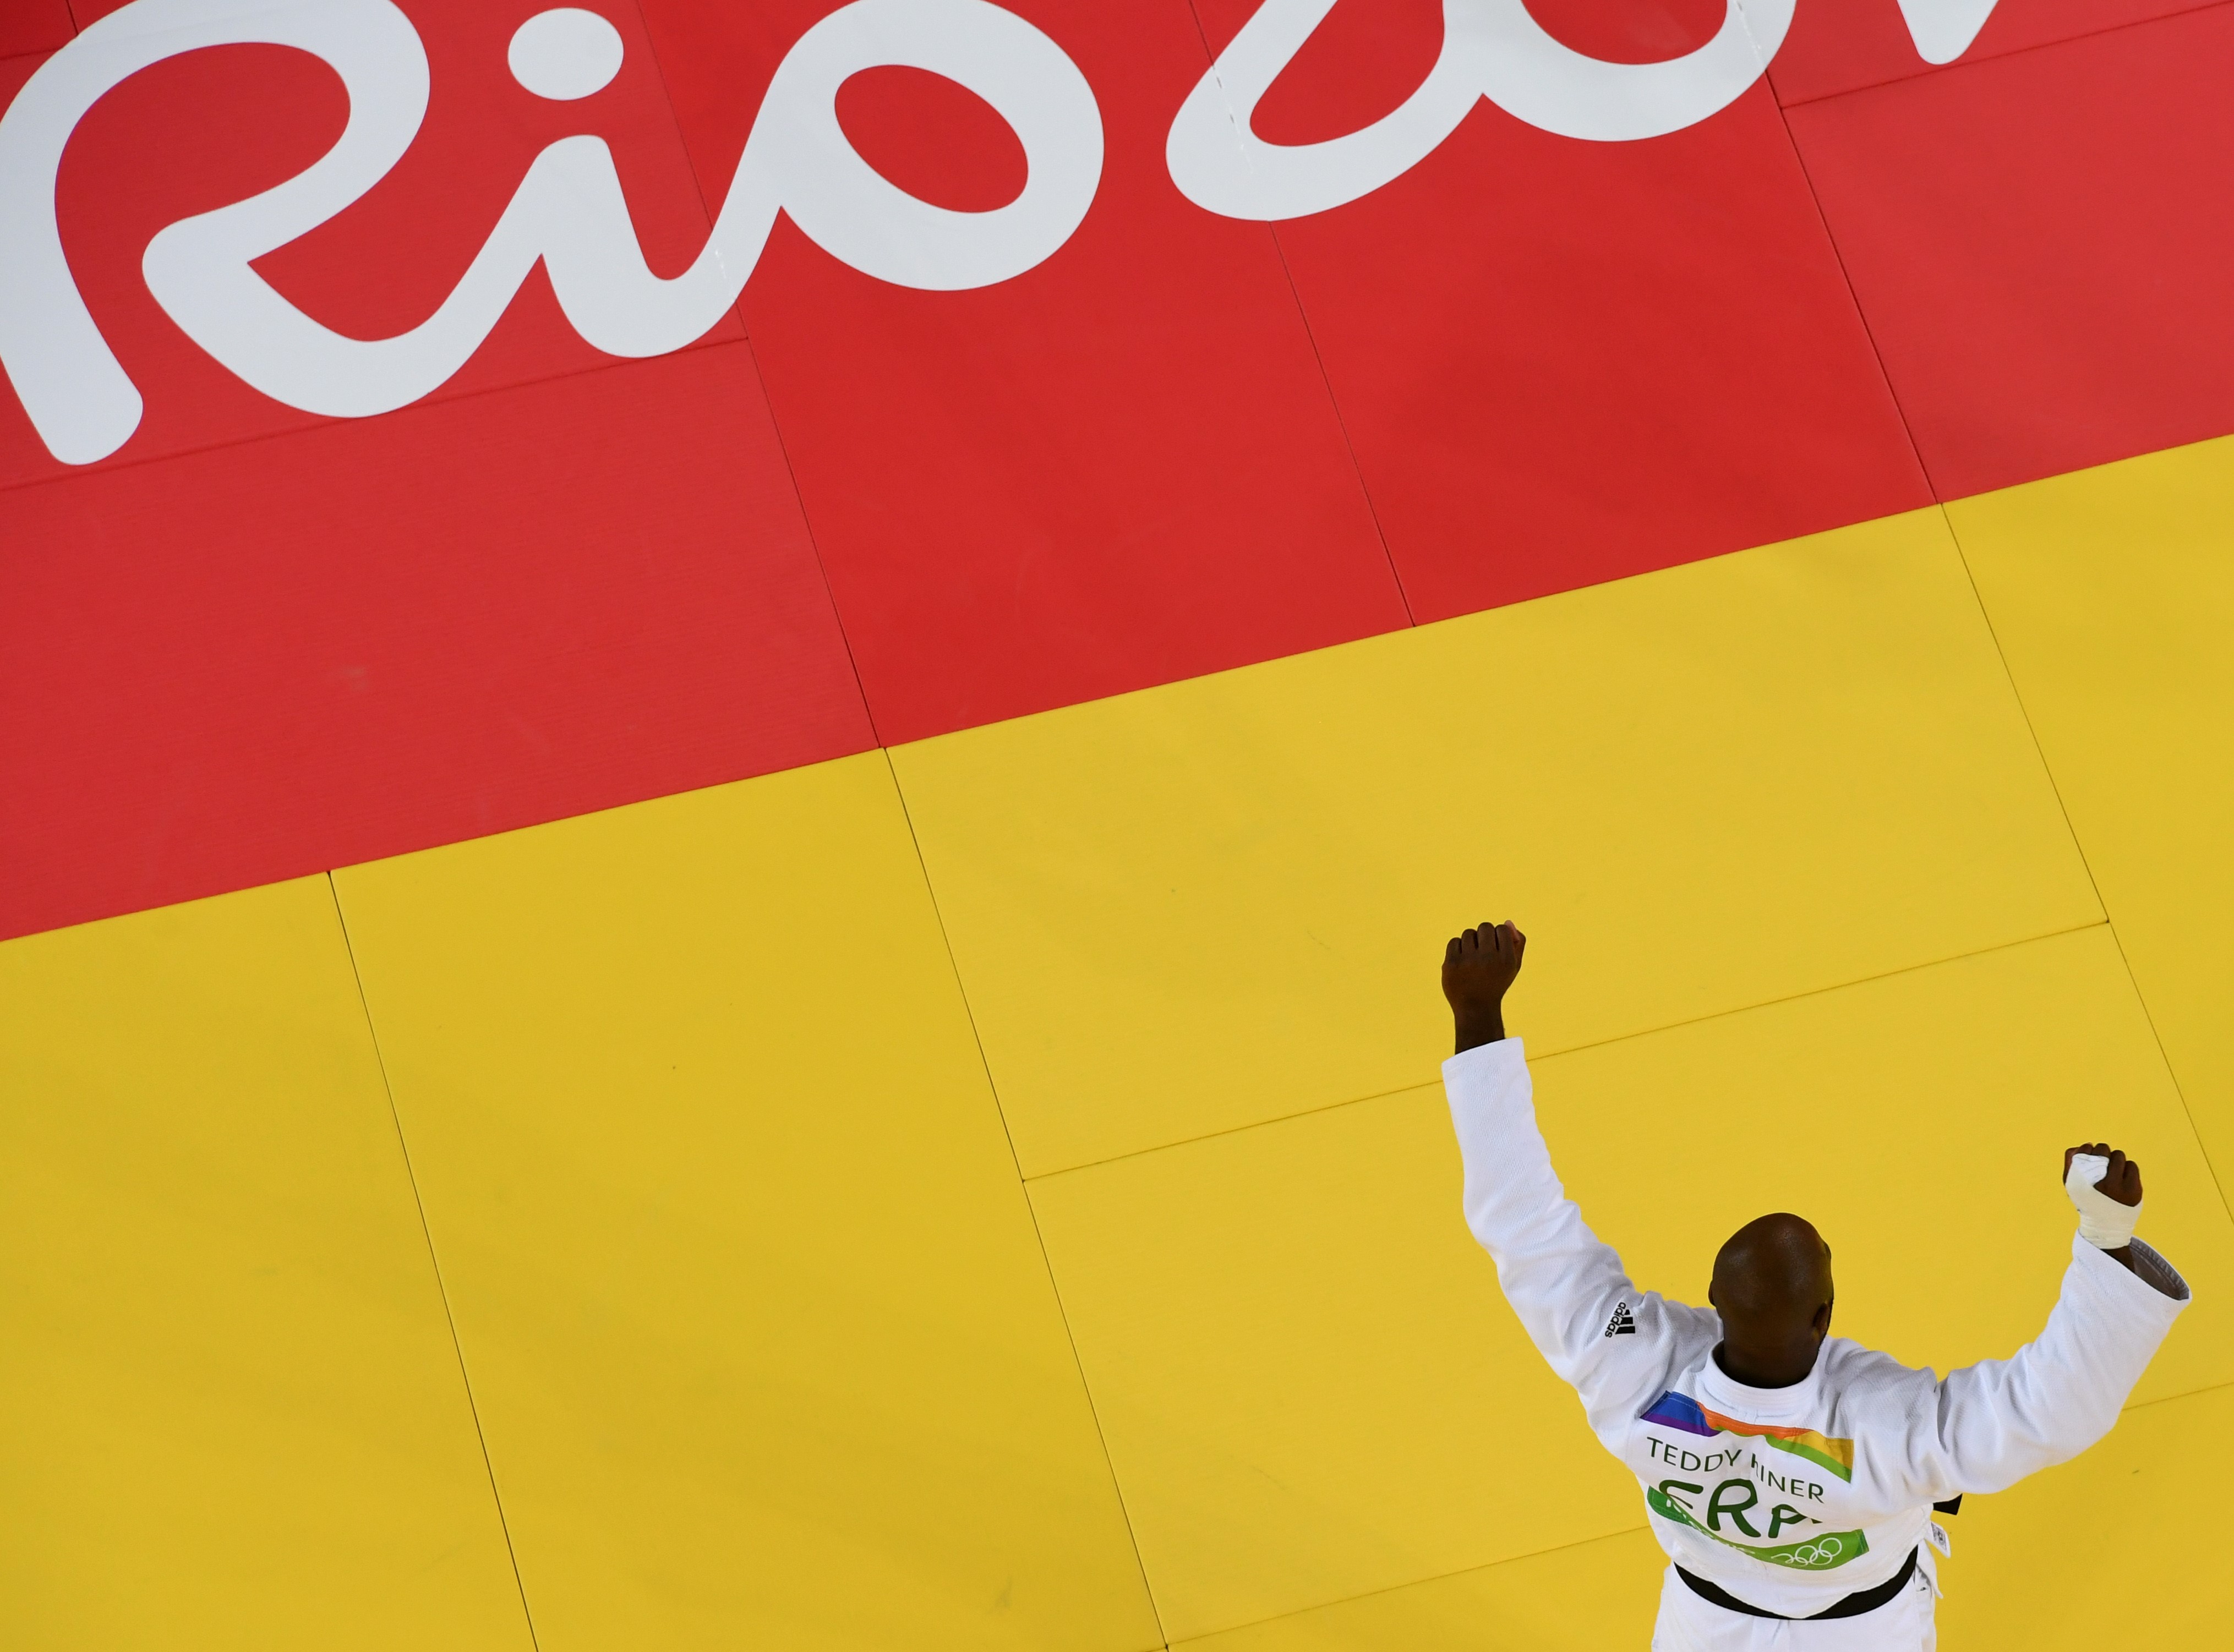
[1676, 1547, 1918, 1621]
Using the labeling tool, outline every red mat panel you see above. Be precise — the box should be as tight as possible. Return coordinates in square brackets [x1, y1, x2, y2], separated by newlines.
[0, 344, 870, 941]
[1, 0, 729, 490]
[637, 0, 1408, 743]
[1191, 0, 1931, 623]
[0, 3, 71, 61]
[1787, 6, 2234, 498]
[1769, 0, 2220, 107]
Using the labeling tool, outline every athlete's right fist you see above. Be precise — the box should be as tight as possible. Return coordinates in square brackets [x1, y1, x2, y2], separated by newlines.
[1443, 921, 1526, 1054]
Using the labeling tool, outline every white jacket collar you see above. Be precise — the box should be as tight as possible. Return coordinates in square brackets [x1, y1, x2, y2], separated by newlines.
[1697, 1345, 1826, 1421]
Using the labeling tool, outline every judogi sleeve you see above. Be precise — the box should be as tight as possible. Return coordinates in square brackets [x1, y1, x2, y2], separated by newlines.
[1887, 1234, 2190, 1502]
[1444, 1037, 1714, 1447]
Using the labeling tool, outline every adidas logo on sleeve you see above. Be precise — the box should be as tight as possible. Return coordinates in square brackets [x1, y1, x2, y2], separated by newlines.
[1604, 1301, 1638, 1337]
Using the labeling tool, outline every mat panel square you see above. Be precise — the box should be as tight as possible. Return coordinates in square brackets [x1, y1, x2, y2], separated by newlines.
[1788, 9, 2234, 498]
[331, 754, 1160, 1652]
[0, 878, 531, 1652]
[1028, 1081, 1639, 1640]
[1952, 434, 2234, 1180]
[1187, 0, 1929, 622]
[0, 344, 870, 942]
[1932, 1381, 2228, 1648]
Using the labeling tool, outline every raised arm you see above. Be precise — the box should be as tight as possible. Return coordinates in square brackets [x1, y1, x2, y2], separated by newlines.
[1887, 1145, 2189, 1503]
[1442, 923, 1712, 1441]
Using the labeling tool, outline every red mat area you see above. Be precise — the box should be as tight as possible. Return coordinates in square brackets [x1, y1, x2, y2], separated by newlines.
[1769, 0, 2215, 105]
[643, 0, 1408, 742]
[1210, 26, 1931, 619]
[0, 346, 870, 939]
[1787, 4, 2234, 497]
[0, 3, 72, 61]
[1, 2, 729, 490]
[9, 0, 2234, 938]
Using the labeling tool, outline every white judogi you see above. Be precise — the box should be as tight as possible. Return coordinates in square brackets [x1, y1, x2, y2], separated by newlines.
[1444, 1038, 2190, 1649]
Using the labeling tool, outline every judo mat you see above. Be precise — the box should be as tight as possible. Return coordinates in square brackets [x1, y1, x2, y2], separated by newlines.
[4, 3, 2231, 1648]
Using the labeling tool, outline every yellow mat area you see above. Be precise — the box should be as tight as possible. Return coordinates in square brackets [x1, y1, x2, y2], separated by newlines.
[893, 504, 2098, 1175]
[329, 757, 1159, 1652]
[0, 879, 531, 1651]
[7, 438, 2233, 1649]
[1950, 441, 2234, 1176]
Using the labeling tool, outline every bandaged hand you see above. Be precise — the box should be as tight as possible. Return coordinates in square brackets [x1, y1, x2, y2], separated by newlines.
[2064, 1144, 2143, 1252]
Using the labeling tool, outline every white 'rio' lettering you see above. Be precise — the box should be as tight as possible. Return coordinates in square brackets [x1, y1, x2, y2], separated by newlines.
[1167, 0, 1794, 222]
[0, 0, 2003, 466]
[1165, 0, 2000, 222]
[1898, 0, 2002, 67]
[0, 0, 1103, 464]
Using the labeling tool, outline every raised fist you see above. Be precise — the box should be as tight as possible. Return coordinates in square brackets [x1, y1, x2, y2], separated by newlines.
[1443, 921, 1526, 1054]
[2064, 1142, 2143, 1207]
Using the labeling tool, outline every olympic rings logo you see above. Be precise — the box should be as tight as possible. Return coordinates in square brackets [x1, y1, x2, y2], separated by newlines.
[1768, 1536, 1848, 1568]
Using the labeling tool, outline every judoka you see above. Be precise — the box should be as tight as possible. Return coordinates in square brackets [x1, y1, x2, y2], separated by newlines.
[1440, 920, 2189, 1649]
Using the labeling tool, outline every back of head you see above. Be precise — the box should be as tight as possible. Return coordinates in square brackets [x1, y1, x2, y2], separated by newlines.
[1711, 1212, 1834, 1386]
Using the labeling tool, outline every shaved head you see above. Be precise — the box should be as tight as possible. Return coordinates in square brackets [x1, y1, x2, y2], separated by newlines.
[1709, 1213, 1835, 1388]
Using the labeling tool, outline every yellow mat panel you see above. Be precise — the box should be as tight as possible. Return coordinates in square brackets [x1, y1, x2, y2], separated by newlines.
[1025, 924, 2229, 1642]
[1934, 1380, 2231, 1649]
[894, 508, 2099, 1176]
[330, 754, 1161, 1652]
[1952, 434, 2234, 1178]
[1173, 1528, 1664, 1652]
[1532, 925, 2231, 1409]
[1031, 1080, 1639, 1641]
[0, 879, 531, 1652]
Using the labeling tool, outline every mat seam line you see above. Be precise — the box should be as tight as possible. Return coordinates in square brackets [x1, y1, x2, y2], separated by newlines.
[1753, 13, 1941, 502]
[625, 0, 885, 747]
[1177, 0, 1418, 628]
[1772, 0, 2234, 112]
[0, 339, 742, 502]
[2123, 1374, 2234, 1414]
[1025, 916, 2111, 1182]
[1930, 507, 2234, 1228]
[1760, 17, 2227, 1219]
[323, 871, 546, 1652]
[1166, 1522, 1652, 1648]
[876, 750, 1172, 1649]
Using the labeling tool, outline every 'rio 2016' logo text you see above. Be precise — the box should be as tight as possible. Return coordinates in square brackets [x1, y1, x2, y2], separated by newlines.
[0, 0, 2000, 465]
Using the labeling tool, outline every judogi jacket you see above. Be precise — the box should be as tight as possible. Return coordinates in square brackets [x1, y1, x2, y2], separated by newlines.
[1445, 1037, 2190, 1618]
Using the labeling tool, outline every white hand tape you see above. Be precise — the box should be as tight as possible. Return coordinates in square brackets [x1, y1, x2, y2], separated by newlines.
[2066, 1153, 2141, 1251]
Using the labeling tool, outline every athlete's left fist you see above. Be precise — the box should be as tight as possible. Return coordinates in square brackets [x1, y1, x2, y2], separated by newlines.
[2064, 1142, 2143, 1206]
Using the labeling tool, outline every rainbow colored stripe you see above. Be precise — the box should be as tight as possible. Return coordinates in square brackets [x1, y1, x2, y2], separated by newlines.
[1640, 1391, 1855, 1483]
